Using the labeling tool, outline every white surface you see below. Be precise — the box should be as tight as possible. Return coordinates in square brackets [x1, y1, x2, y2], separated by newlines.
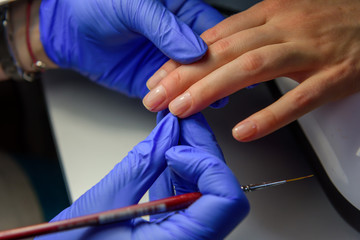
[42, 71, 156, 201]
[43, 70, 360, 239]
[275, 77, 360, 211]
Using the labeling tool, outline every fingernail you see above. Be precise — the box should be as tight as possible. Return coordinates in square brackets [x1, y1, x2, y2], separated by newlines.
[143, 85, 166, 111]
[147, 69, 167, 90]
[233, 121, 257, 140]
[169, 92, 192, 116]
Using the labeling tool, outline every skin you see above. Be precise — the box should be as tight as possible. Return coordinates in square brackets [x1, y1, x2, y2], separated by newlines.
[0, 0, 57, 81]
[143, 0, 360, 142]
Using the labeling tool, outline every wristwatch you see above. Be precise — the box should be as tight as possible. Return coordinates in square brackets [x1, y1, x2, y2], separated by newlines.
[0, 0, 37, 81]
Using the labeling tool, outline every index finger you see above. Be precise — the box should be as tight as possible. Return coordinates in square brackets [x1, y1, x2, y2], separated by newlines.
[146, 3, 267, 89]
[160, 146, 249, 239]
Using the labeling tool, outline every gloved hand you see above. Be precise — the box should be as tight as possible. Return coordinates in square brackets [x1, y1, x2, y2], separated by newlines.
[40, 0, 224, 98]
[35, 112, 249, 240]
[149, 110, 225, 205]
[149, 112, 250, 240]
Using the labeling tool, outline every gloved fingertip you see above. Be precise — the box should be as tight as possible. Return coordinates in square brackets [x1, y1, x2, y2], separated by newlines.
[178, 1, 225, 35]
[165, 146, 245, 200]
[145, 112, 179, 150]
[180, 113, 224, 161]
[134, 0, 209, 64]
[164, 146, 192, 169]
[164, 146, 211, 181]
[162, 29, 208, 64]
[153, 9, 208, 64]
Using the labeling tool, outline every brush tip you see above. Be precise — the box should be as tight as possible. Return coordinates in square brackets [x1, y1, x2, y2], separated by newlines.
[286, 174, 314, 183]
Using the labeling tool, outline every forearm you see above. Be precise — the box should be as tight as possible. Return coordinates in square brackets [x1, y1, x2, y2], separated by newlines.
[0, 0, 58, 81]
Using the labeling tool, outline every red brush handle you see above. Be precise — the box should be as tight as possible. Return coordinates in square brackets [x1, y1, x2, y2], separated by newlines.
[0, 192, 202, 240]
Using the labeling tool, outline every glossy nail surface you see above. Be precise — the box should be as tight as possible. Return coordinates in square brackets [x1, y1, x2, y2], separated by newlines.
[169, 92, 192, 116]
[147, 69, 168, 90]
[233, 121, 257, 140]
[143, 85, 167, 111]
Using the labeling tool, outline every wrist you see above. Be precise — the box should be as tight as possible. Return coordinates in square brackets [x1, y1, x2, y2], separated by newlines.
[9, 0, 57, 78]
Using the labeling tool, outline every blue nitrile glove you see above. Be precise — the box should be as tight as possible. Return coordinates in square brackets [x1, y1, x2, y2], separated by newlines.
[149, 110, 224, 205]
[35, 113, 180, 239]
[149, 112, 247, 221]
[162, 146, 249, 239]
[39, 0, 224, 98]
[35, 112, 248, 239]
[150, 112, 249, 238]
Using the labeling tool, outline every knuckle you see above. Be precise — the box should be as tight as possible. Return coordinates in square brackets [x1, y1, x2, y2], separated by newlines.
[262, 0, 287, 13]
[287, 89, 314, 109]
[329, 61, 360, 97]
[209, 39, 231, 57]
[201, 28, 219, 45]
[170, 69, 183, 87]
[258, 108, 279, 128]
[239, 52, 265, 72]
[341, 59, 358, 79]
[163, 68, 187, 93]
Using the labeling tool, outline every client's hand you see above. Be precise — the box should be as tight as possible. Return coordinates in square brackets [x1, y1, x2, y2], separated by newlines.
[143, 0, 360, 141]
[35, 113, 249, 239]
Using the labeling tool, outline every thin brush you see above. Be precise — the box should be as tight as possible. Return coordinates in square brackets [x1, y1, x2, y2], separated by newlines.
[241, 174, 314, 192]
[0, 174, 314, 240]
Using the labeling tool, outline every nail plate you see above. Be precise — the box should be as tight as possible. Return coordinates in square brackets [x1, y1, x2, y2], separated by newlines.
[143, 85, 166, 111]
[147, 69, 168, 90]
[233, 121, 257, 140]
[169, 92, 192, 115]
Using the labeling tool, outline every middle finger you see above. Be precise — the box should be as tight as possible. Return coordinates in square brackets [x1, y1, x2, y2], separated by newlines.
[143, 24, 283, 111]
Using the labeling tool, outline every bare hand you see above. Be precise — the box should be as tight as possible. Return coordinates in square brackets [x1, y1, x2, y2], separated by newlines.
[142, 0, 360, 141]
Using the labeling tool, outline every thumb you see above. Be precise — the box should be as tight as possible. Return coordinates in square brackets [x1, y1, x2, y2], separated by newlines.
[116, 0, 208, 64]
[51, 113, 179, 222]
[163, 146, 249, 239]
[179, 113, 224, 161]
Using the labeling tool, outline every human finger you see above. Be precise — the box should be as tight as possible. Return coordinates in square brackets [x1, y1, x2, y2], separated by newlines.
[37, 113, 180, 239]
[165, 0, 224, 35]
[200, 2, 267, 45]
[149, 112, 224, 218]
[167, 42, 317, 118]
[232, 67, 346, 142]
[148, 111, 176, 221]
[154, 146, 249, 239]
[150, 112, 224, 202]
[147, 62, 230, 109]
[50, 113, 179, 223]
[147, 60, 180, 90]
[122, 0, 208, 64]
[179, 113, 224, 160]
[167, 113, 225, 196]
[146, 2, 267, 90]
[143, 25, 284, 111]
[148, 168, 176, 222]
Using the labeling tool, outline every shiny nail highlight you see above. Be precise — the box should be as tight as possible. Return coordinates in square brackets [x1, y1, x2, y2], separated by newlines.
[169, 92, 192, 116]
[147, 69, 168, 90]
[143, 85, 166, 111]
[233, 121, 257, 140]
